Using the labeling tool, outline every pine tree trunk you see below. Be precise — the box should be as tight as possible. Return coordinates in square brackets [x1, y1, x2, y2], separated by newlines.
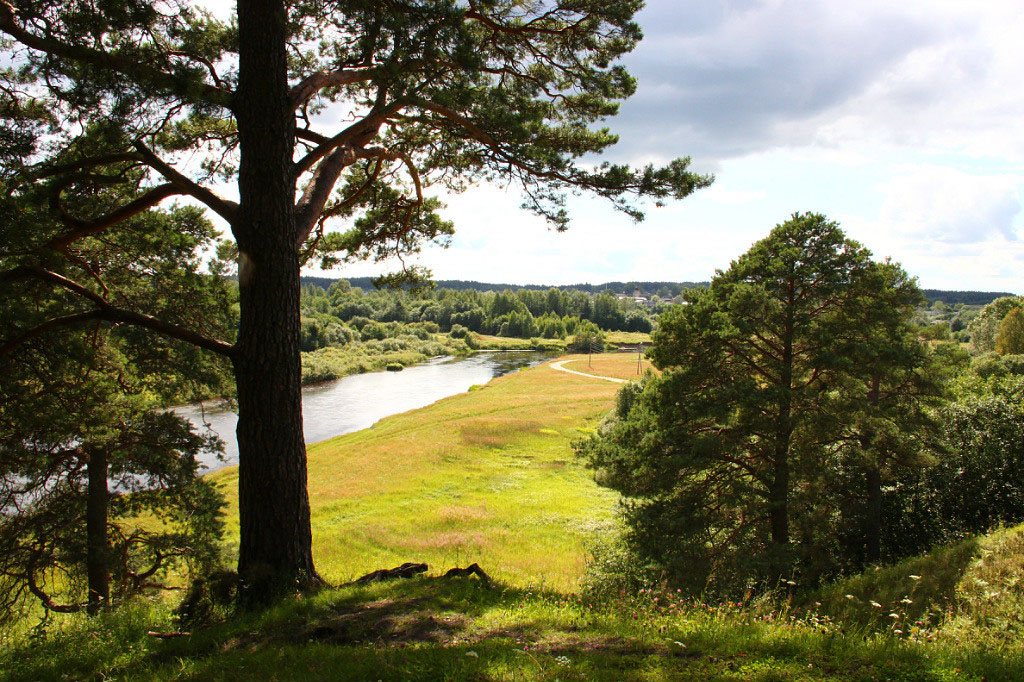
[863, 377, 883, 564]
[86, 449, 109, 615]
[232, 0, 320, 600]
[865, 464, 882, 563]
[769, 291, 796, 581]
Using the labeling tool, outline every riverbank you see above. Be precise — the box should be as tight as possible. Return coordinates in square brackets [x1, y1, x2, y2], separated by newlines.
[299, 331, 649, 385]
[210, 353, 628, 589]
[300, 333, 567, 385]
[178, 351, 559, 470]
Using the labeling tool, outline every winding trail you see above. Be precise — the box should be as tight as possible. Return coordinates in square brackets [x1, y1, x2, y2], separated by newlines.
[549, 359, 629, 384]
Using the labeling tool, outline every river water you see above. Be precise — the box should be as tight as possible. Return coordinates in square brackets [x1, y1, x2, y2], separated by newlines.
[176, 350, 557, 472]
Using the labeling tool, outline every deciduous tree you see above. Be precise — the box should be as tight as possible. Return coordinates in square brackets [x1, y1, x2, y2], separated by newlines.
[995, 308, 1024, 355]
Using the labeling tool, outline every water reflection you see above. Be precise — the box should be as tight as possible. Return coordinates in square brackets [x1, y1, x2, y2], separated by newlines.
[176, 351, 557, 472]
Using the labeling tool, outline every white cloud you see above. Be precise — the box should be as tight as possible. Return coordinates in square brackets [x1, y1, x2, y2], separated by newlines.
[607, 0, 1024, 166]
[878, 167, 1022, 244]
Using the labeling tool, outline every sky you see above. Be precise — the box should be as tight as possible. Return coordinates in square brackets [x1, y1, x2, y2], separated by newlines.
[224, 1, 1024, 292]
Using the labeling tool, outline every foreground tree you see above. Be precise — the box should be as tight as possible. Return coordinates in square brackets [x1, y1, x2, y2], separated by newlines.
[0, 153, 231, 619]
[0, 0, 711, 597]
[816, 262, 944, 568]
[578, 214, 932, 591]
[0, 342, 225, 621]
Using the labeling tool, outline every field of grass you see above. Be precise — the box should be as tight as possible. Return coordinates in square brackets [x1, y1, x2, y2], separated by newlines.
[558, 352, 656, 381]
[215, 352, 626, 590]
[604, 331, 653, 347]
[5, 352, 1024, 681]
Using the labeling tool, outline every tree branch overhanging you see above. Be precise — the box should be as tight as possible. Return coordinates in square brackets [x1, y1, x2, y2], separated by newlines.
[46, 183, 181, 252]
[0, 1, 231, 108]
[1, 266, 235, 358]
[132, 142, 238, 224]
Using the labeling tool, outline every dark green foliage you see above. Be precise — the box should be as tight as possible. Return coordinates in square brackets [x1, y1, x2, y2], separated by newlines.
[882, 396, 1024, 559]
[0, 338, 225, 623]
[578, 213, 937, 594]
[921, 289, 1017, 306]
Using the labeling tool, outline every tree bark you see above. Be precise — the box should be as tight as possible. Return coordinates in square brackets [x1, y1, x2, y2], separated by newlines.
[86, 449, 109, 615]
[232, 0, 320, 600]
[863, 376, 882, 564]
[865, 464, 882, 563]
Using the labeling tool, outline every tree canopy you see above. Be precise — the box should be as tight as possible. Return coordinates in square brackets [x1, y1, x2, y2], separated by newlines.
[577, 213, 938, 592]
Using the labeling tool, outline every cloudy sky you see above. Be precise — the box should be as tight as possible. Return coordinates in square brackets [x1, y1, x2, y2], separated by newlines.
[308, 1, 1023, 292]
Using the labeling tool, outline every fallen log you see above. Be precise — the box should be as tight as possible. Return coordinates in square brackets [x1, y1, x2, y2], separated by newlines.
[443, 563, 492, 587]
[353, 562, 429, 584]
[147, 631, 191, 639]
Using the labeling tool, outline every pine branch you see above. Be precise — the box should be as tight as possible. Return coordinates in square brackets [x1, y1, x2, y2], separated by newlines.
[133, 142, 238, 224]
[0, 1, 231, 108]
[1, 266, 235, 358]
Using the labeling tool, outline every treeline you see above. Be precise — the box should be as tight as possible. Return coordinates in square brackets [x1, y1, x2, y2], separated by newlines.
[300, 277, 1013, 307]
[298, 280, 660, 351]
[923, 289, 1017, 306]
[300, 276, 705, 298]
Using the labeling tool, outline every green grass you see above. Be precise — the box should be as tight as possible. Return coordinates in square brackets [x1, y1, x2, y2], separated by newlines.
[807, 524, 1024, 647]
[214, 353, 625, 590]
[472, 334, 568, 352]
[6, 575, 1024, 681]
[300, 334, 473, 384]
[5, 354, 1024, 681]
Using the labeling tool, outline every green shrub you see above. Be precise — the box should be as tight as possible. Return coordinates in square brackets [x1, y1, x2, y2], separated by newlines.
[882, 396, 1024, 559]
[579, 533, 658, 603]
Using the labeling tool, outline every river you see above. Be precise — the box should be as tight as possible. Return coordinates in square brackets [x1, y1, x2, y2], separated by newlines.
[176, 350, 558, 472]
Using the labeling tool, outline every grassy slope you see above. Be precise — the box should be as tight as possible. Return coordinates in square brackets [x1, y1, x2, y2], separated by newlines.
[214, 353, 624, 590]
[5, 353, 1024, 681]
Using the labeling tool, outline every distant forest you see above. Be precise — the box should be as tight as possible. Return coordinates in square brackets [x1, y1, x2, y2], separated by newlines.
[299, 276, 1015, 305]
[920, 289, 1018, 306]
[299, 276, 707, 297]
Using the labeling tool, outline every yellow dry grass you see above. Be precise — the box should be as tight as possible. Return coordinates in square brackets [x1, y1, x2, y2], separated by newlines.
[559, 351, 657, 381]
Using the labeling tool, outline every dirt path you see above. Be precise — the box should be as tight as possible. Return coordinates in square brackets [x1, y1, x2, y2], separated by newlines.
[549, 359, 629, 384]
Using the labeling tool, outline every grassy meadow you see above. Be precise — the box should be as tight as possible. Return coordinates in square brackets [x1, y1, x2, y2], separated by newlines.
[5, 352, 1024, 681]
[215, 352, 626, 590]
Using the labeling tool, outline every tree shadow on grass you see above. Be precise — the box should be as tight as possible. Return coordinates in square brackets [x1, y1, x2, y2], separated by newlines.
[7, 573, 1024, 681]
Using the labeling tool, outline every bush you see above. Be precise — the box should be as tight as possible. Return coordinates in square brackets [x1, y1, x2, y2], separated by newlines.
[881, 396, 1024, 559]
[569, 320, 604, 353]
[579, 533, 658, 603]
[972, 352, 1008, 379]
[385, 362, 404, 372]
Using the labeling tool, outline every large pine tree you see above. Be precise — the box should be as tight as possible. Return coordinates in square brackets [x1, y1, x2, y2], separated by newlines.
[578, 214, 934, 591]
[0, 0, 710, 598]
